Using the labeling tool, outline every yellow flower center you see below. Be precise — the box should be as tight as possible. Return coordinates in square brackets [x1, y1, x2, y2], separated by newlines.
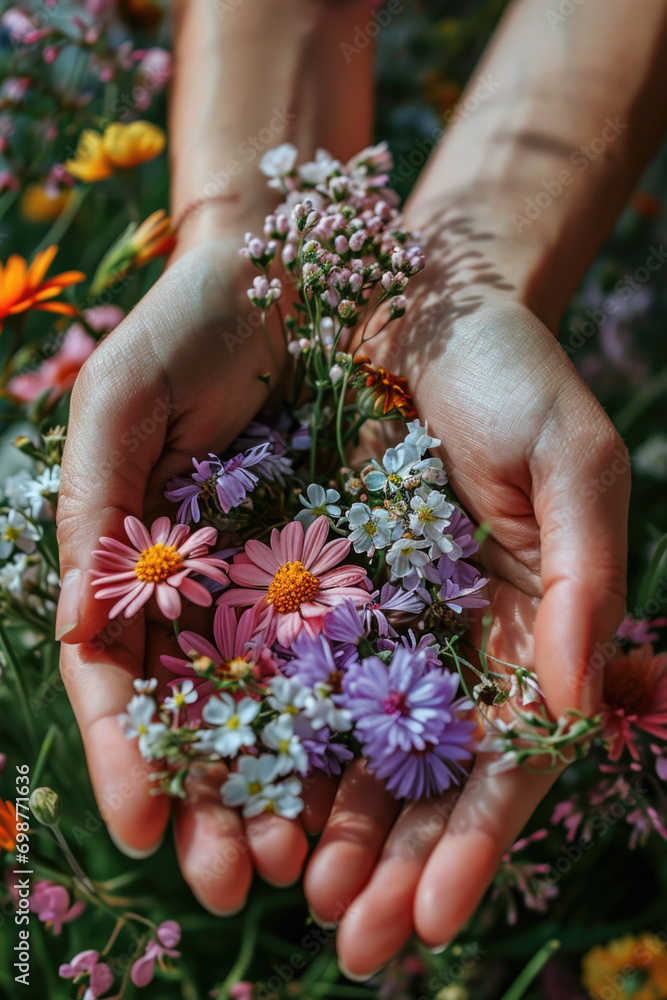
[279, 739, 291, 754]
[3, 526, 21, 543]
[138, 723, 148, 735]
[248, 781, 262, 795]
[387, 473, 403, 486]
[135, 543, 184, 584]
[418, 508, 435, 522]
[174, 693, 186, 708]
[227, 715, 240, 730]
[222, 656, 251, 679]
[364, 522, 377, 536]
[267, 560, 320, 614]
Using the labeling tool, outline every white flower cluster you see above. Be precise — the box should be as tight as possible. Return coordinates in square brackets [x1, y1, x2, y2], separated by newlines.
[0, 464, 59, 600]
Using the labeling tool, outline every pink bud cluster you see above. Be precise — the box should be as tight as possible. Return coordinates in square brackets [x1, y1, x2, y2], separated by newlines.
[242, 141, 425, 349]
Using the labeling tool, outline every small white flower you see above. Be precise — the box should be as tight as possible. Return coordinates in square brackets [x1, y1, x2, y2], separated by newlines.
[509, 668, 544, 707]
[0, 553, 29, 596]
[0, 509, 41, 558]
[133, 678, 158, 694]
[225, 754, 280, 802]
[268, 676, 310, 715]
[119, 694, 167, 759]
[246, 776, 304, 819]
[261, 715, 309, 775]
[303, 690, 352, 733]
[363, 444, 421, 494]
[386, 537, 431, 580]
[163, 679, 199, 713]
[428, 533, 464, 561]
[260, 143, 298, 180]
[346, 502, 393, 554]
[298, 148, 340, 185]
[119, 694, 157, 737]
[295, 483, 341, 527]
[197, 694, 259, 757]
[404, 419, 441, 456]
[17, 467, 61, 519]
[409, 491, 454, 542]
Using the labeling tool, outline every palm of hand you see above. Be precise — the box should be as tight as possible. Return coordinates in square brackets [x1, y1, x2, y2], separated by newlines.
[302, 295, 629, 973]
[58, 240, 323, 913]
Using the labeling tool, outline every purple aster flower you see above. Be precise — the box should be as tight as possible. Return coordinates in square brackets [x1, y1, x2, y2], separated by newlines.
[164, 476, 205, 523]
[202, 443, 272, 513]
[293, 716, 354, 777]
[616, 613, 667, 645]
[397, 630, 441, 665]
[362, 582, 429, 637]
[342, 647, 458, 752]
[233, 421, 293, 485]
[437, 506, 479, 570]
[166, 443, 272, 522]
[369, 720, 475, 799]
[438, 558, 489, 614]
[285, 633, 349, 691]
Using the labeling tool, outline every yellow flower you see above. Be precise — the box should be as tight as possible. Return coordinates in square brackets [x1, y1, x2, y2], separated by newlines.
[101, 121, 165, 169]
[20, 184, 74, 223]
[582, 934, 667, 1000]
[65, 121, 166, 183]
[64, 130, 114, 182]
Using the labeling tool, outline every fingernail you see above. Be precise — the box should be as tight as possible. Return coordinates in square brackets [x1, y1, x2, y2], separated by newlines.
[108, 825, 162, 860]
[428, 941, 451, 955]
[308, 905, 338, 930]
[338, 960, 382, 983]
[193, 890, 246, 918]
[55, 569, 82, 641]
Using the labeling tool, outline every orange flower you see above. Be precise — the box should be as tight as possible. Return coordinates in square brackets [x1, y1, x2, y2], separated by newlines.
[0, 799, 17, 852]
[89, 210, 175, 295]
[132, 209, 176, 268]
[20, 184, 74, 223]
[355, 355, 417, 419]
[0, 245, 85, 333]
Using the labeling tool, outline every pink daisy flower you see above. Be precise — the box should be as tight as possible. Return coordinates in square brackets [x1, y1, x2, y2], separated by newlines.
[92, 515, 228, 621]
[602, 644, 667, 761]
[217, 515, 370, 647]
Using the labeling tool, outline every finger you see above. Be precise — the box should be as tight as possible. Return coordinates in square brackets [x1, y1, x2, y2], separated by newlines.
[174, 763, 253, 916]
[336, 792, 457, 978]
[56, 328, 169, 644]
[59, 626, 170, 856]
[414, 756, 557, 948]
[304, 761, 400, 924]
[301, 771, 338, 836]
[531, 391, 630, 715]
[245, 811, 309, 888]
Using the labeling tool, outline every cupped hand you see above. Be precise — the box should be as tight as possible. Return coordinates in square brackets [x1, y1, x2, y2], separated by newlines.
[304, 262, 630, 975]
[56, 235, 334, 914]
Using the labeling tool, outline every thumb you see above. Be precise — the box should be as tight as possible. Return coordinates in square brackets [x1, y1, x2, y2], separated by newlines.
[56, 336, 170, 643]
[532, 400, 630, 718]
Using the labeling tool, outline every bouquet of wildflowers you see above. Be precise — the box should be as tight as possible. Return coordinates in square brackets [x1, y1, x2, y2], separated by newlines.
[97, 143, 594, 822]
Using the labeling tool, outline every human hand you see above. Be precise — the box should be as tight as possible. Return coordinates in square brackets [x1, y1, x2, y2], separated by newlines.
[56, 233, 334, 914]
[303, 249, 630, 975]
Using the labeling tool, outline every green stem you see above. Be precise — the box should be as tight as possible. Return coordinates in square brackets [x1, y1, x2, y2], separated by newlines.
[33, 186, 89, 255]
[499, 940, 560, 1000]
[0, 621, 36, 747]
[342, 413, 368, 446]
[215, 898, 264, 999]
[32, 724, 58, 787]
[614, 360, 667, 435]
[51, 825, 96, 895]
[335, 370, 350, 467]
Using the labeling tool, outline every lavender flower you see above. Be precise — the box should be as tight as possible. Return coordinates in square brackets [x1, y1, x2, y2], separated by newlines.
[341, 647, 458, 752]
[438, 558, 490, 613]
[362, 583, 429, 637]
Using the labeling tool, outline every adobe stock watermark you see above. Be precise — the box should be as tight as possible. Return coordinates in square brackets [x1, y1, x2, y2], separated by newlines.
[188, 107, 296, 210]
[391, 75, 501, 184]
[545, 0, 587, 30]
[563, 245, 667, 355]
[339, 0, 412, 64]
[511, 117, 628, 233]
